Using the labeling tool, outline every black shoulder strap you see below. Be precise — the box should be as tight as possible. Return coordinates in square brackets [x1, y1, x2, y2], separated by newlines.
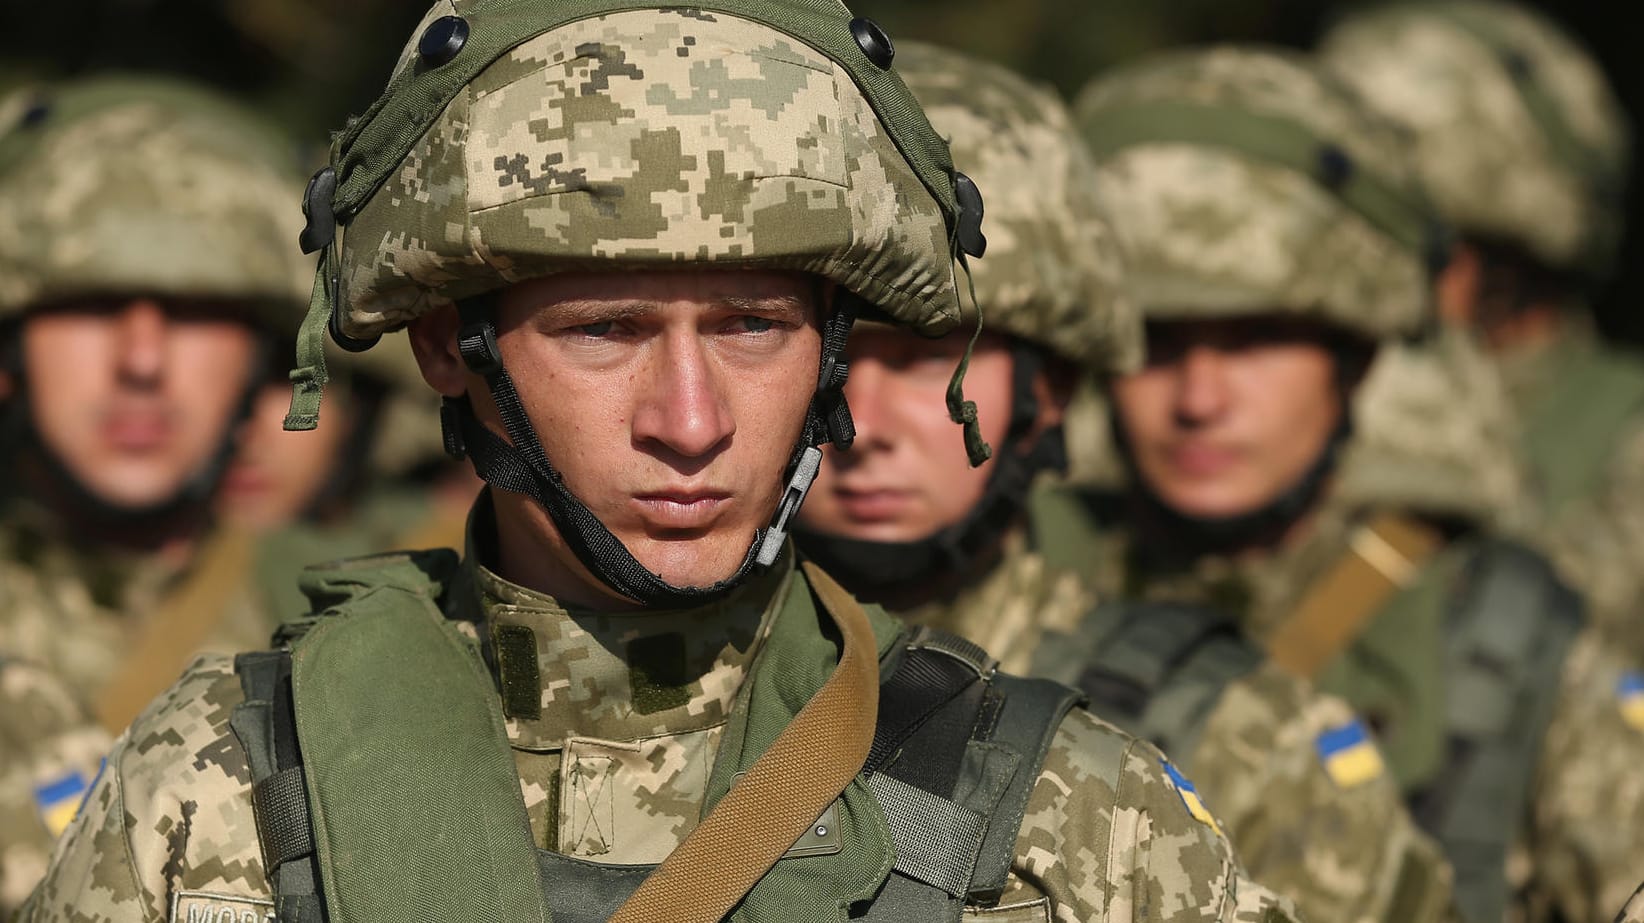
[1048, 600, 1262, 764]
[1412, 539, 1585, 923]
[862, 628, 1081, 920]
[229, 650, 327, 923]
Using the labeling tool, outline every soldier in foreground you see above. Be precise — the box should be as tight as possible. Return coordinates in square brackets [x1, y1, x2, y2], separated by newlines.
[1071, 45, 1644, 923]
[20, 4, 1298, 922]
[1320, 0, 1644, 649]
[0, 76, 309, 914]
[796, 40, 1455, 923]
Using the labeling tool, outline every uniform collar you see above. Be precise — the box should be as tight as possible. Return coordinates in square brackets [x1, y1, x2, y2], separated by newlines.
[458, 495, 794, 751]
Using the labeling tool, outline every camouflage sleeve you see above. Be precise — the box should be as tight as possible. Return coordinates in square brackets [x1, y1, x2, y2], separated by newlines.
[1521, 629, 1644, 923]
[1186, 664, 1456, 923]
[1539, 419, 1644, 654]
[0, 661, 110, 918]
[1006, 707, 1301, 923]
[1615, 883, 1644, 923]
[16, 656, 271, 923]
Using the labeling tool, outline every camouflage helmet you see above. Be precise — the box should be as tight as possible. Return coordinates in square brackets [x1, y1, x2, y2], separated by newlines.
[288, 0, 981, 428]
[894, 41, 1142, 374]
[0, 75, 310, 329]
[1320, 1, 1631, 279]
[1073, 46, 1442, 342]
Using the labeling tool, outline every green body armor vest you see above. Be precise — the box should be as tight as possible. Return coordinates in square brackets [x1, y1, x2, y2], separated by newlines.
[1318, 538, 1584, 923]
[229, 550, 1082, 923]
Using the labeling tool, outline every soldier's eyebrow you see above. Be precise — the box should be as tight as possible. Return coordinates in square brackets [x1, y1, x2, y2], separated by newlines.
[720, 293, 809, 317]
[545, 300, 658, 325]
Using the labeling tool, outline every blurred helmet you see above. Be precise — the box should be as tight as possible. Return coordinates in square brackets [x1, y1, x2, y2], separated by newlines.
[0, 75, 310, 329]
[1073, 46, 1442, 342]
[896, 40, 1142, 374]
[1320, 1, 1631, 280]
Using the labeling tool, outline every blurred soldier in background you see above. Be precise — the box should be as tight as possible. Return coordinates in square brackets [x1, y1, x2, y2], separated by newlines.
[0, 660, 109, 914]
[19, 5, 1299, 922]
[798, 40, 1456, 923]
[1320, 0, 1644, 650]
[0, 75, 308, 911]
[216, 330, 479, 621]
[1071, 44, 1644, 923]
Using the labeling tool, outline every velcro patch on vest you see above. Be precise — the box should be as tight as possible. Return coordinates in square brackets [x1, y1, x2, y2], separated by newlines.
[1315, 719, 1386, 789]
[168, 891, 275, 923]
[1617, 672, 1644, 732]
[1159, 759, 1222, 836]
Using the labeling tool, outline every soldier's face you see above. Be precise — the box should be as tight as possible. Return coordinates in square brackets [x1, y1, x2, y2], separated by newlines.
[1111, 317, 1346, 522]
[21, 297, 261, 510]
[414, 270, 822, 608]
[215, 380, 354, 531]
[799, 328, 1046, 542]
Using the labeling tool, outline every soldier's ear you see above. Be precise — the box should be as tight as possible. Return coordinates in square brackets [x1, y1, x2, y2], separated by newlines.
[407, 304, 467, 398]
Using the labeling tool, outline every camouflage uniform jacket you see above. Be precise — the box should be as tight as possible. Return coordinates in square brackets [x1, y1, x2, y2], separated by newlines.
[0, 505, 277, 709]
[0, 657, 110, 918]
[1498, 324, 1644, 655]
[1094, 491, 1644, 923]
[900, 493, 1455, 923]
[18, 528, 1297, 923]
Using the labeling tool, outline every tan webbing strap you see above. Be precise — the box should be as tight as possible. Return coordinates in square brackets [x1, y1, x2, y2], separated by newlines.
[1267, 513, 1444, 680]
[94, 529, 257, 734]
[609, 561, 880, 923]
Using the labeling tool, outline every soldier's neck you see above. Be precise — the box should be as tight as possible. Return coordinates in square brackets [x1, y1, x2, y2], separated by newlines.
[469, 529, 790, 750]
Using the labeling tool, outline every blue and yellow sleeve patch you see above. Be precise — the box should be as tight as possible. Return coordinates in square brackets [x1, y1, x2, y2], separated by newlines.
[33, 769, 89, 837]
[1160, 759, 1221, 836]
[1315, 719, 1385, 789]
[1617, 672, 1644, 732]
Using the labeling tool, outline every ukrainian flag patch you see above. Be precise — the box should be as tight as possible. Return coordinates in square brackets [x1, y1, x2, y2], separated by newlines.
[1160, 759, 1221, 835]
[33, 770, 89, 837]
[1617, 672, 1644, 732]
[1315, 718, 1385, 789]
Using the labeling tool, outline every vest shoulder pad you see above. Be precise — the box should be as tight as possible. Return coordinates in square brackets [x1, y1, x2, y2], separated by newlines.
[275, 548, 461, 646]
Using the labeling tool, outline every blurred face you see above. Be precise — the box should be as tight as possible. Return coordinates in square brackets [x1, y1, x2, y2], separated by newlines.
[22, 297, 261, 510]
[799, 329, 1029, 543]
[216, 380, 355, 532]
[1111, 317, 1346, 521]
[412, 270, 822, 608]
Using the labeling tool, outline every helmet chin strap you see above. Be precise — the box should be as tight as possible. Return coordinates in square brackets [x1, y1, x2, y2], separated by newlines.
[441, 290, 859, 609]
[9, 338, 267, 534]
[794, 340, 1058, 602]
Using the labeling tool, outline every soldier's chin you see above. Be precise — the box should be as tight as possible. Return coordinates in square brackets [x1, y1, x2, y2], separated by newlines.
[67, 461, 194, 512]
[627, 529, 762, 591]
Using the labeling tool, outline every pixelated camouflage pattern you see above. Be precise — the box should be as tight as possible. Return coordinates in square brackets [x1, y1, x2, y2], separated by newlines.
[1336, 326, 1528, 530]
[0, 510, 279, 732]
[1495, 325, 1644, 656]
[1617, 884, 1644, 923]
[1074, 47, 1431, 340]
[337, 10, 958, 342]
[0, 659, 111, 919]
[1089, 493, 1644, 923]
[18, 542, 1298, 923]
[1320, 1, 1633, 276]
[894, 41, 1142, 374]
[906, 509, 1455, 923]
[0, 75, 310, 328]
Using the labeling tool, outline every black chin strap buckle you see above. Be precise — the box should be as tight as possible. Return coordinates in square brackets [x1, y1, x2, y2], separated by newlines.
[455, 300, 504, 377]
[756, 446, 823, 567]
[440, 397, 468, 460]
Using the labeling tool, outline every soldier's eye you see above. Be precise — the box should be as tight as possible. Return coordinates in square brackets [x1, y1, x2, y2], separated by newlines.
[576, 321, 615, 337]
[737, 316, 775, 333]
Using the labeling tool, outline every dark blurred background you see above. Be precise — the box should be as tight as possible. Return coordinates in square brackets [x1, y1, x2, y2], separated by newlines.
[5, 0, 1638, 344]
